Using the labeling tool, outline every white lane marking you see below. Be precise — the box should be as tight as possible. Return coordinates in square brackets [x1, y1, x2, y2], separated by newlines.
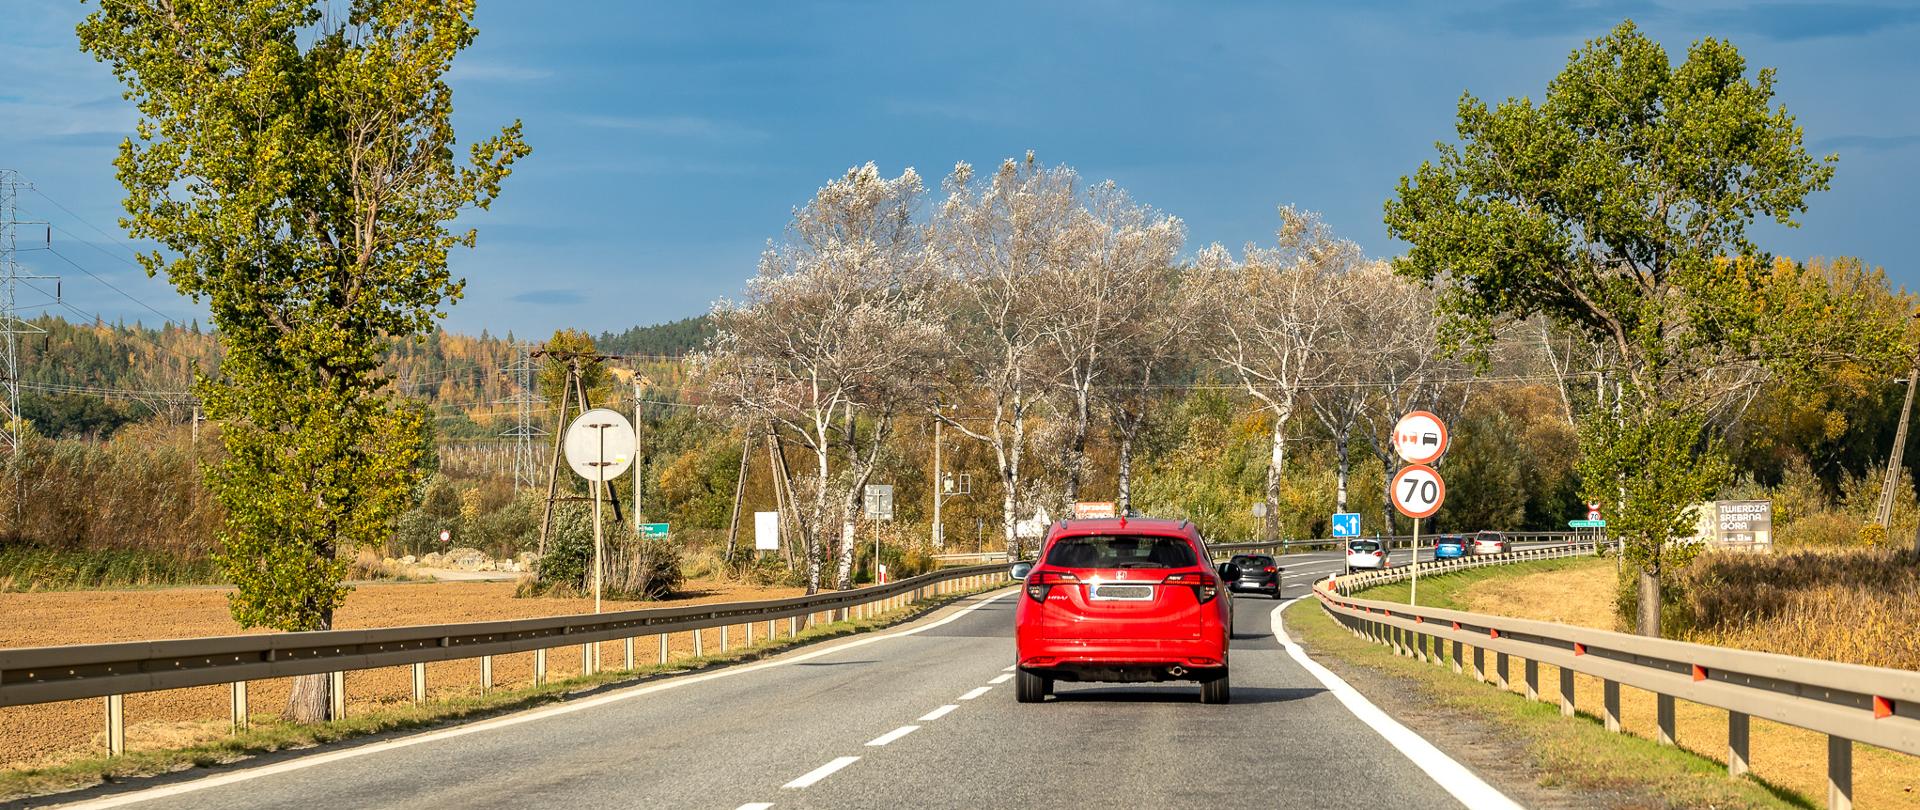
[58, 592, 1015, 809]
[988, 673, 1013, 684]
[1002, 664, 1016, 672]
[736, 804, 774, 810]
[1269, 599, 1522, 810]
[864, 725, 920, 746]
[918, 704, 959, 721]
[959, 686, 992, 700]
[782, 756, 860, 789]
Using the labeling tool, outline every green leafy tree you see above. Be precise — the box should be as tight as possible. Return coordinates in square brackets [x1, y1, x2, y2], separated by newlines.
[1384, 20, 1900, 634]
[79, 0, 528, 718]
[539, 328, 611, 409]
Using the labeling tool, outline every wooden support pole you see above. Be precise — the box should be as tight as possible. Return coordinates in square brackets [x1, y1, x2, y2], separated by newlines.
[412, 662, 427, 704]
[481, 655, 494, 694]
[1495, 652, 1510, 690]
[535, 649, 548, 686]
[1559, 666, 1575, 717]
[1524, 658, 1539, 701]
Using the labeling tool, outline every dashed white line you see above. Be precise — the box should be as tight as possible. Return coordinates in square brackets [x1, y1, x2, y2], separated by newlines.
[918, 704, 959, 721]
[988, 673, 1013, 684]
[865, 725, 920, 746]
[736, 804, 774, 810]
[959, 686, 992, 700]
[782, 756, 861, 789]
[1002, 664, 1016, 671]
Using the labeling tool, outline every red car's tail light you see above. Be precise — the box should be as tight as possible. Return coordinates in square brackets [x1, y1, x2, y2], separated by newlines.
[1162, 572, 1218, 603]
[1025, 571, 1078, 603]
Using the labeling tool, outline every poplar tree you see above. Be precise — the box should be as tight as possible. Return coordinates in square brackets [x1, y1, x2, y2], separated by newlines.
[80, 0, 529, 718]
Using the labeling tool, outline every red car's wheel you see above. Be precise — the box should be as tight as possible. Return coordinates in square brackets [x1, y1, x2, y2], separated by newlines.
[1016, 668, 1050, 703]
[1200, 670, 1231, 704]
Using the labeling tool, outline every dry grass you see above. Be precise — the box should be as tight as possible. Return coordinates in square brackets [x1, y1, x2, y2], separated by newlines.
[1677, 548, 1920, 670]
[1436, 556, 1920, 808]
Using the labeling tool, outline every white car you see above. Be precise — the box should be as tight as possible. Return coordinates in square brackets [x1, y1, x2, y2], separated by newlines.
[1471, 531, 1509, 555]
[1346, 539, 1388, 570]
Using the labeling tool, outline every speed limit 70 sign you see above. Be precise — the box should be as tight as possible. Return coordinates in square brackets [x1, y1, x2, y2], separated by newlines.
[1391, 464, 1445, 519]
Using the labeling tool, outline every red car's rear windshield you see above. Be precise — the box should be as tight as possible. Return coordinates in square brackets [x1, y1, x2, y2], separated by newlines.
[1045, 534, 1197, 569]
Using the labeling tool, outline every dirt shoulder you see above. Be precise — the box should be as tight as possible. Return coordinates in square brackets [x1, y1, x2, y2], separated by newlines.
[1283, 597, 1812, 809]
[0, 577, 806, 769]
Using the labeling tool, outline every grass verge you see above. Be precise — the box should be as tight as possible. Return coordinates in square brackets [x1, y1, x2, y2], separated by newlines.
[1285, 598, 1813, 808]
[0, 580, 1012, 802]
[0, 547, 221, 592]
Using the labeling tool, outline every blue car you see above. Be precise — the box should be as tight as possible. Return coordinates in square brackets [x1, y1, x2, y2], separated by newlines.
[1432, 535, 1468, 560]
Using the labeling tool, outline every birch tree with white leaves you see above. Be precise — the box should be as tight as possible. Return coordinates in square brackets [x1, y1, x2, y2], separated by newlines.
[1036, 181, 1184, 509]
[932, 154, 1079, 559]
[1193, 207, 1360, 542]
[700, 164, 940, 592]
[1308, 262, 1433, 516]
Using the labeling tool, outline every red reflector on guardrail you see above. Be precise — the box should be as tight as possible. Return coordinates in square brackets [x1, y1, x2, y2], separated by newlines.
[1876, 696, 1895, 719]
[1692, 665, 1708, 682]
[1574, 643, 1586, 656]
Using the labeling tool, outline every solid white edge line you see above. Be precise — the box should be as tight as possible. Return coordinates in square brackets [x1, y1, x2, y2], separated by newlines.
[735, 804, 774, 810]
[958, 686, 991, 700]
[988, 673, 1013, 684]
[55, 591, 1015, 810]
[782, 756, 861, 789]
[864, 725, 920, 747]
[917, 704, 959, 721]
[1269, 598, 1522, 810]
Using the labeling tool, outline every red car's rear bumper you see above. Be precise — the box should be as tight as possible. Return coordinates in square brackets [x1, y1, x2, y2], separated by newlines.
[1018, 636, 1227, 670]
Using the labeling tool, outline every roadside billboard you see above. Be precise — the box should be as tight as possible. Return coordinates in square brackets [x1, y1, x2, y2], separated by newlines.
[1690, 500, 1773, 552]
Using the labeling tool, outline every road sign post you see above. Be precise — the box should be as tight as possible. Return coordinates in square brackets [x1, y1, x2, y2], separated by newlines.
[1391, 462, 1446, 606]
[564, 408, 636, 615]
[1391, 412, 1450, 607]
[865, 484, 894, 583]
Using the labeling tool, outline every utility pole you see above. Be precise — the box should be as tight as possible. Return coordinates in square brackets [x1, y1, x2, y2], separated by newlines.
[0, 170, 55, 468]
[641, 374, 648, 529]
[932, 405, 944, 549]
[1875, 312, 1920, 532]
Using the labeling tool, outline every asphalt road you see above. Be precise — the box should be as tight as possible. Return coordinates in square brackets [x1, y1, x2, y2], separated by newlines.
[38, 549, 1524, 810]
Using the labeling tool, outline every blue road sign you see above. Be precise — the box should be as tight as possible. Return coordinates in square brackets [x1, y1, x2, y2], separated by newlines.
[1331, 512, 1361, 538]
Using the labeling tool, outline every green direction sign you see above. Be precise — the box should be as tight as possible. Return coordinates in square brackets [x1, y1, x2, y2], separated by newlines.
[640, 523, 670, 539]
[1568, 519, 1606, 528]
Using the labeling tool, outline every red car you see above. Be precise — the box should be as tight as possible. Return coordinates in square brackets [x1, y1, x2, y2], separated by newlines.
[1012, 517, 1237, 704]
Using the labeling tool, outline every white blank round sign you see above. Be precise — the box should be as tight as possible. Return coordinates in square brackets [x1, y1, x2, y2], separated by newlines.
[563, 408, 636, 481]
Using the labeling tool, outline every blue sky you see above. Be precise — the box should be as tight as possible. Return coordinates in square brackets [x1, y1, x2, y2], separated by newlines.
[3, 1, 1917, 338]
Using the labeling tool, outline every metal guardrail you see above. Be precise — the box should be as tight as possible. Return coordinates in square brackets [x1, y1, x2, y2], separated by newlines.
[931, 531, 1599, 567]
[1315, 545, 1913, 810]
[0, 563, 1014, 757]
